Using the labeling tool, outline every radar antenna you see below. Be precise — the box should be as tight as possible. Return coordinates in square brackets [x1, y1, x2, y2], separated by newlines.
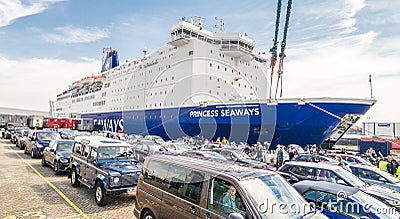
[214, 17, 224, 33]
[193, 16, 206, 28]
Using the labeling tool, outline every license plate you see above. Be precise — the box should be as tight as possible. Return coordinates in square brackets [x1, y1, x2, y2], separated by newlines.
[126, 187, 136, 194]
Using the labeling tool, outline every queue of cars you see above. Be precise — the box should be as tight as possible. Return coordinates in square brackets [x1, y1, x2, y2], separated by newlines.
[3, 130, 400, 218]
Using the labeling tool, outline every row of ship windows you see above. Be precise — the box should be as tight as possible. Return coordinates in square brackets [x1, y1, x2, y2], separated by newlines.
[124, 114, 175, 120]
[93, 100, 106, 107]
[209, 50, 259, 68]
[108, 76, 176, 93]
[110, 89, 174, 103]
[209, 76, 257, 90]
[209, 63, 258, 80]
[108, 102, 175, 111]
[72, 94, 96, 103]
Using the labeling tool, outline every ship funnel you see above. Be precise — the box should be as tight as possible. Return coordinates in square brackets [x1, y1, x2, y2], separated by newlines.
[101, 48, 119, 73]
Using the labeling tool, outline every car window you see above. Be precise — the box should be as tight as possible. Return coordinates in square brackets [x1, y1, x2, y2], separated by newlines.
[56, 141, 74, 151]
[82, 145, 91, 158]
[49, 141, 57, 149]
[303, 190, 317, 202]
[357, 168, 382, 181]
[289, 166, 314, 178]
[88, 148, 97, 163]
[346, 157, 357, 163]
[143, 161, 204, 205]
[336, 198, 370, 218]
[297, 156, 311, 162]
[207, 178, 248, 218]
[315, 169, 339, 183]
[73, 142, 83, 154]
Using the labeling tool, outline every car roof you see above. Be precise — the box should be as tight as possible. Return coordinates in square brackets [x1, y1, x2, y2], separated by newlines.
[74, 135, 128, 148]
[282, 161, 342, 170]
[293, 180, 359, 196]
[326, 153, 358, 158]
[349, 163, 378, 169]
[147, 154, 275, 180]
[35, 130, 58, 133]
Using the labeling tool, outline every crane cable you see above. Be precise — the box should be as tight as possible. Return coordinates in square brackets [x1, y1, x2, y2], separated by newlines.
[269, 0, 282, 101]
[275, 0, 293, 99]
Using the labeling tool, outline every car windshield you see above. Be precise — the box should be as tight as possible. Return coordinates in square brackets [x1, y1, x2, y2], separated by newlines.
[97, 146, 135, 159]
[350, 191, 400, 219]
[375, 168, 400, 183]
[56, 141, 74, 151]
[37, 132, 60, 141]
[241, 174, 313, 218]
[356, 156, 373, 165]
[336, 168, 367, 188]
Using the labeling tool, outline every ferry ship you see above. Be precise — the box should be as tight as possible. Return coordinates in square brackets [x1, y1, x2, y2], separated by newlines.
[54, 18, 375, 148]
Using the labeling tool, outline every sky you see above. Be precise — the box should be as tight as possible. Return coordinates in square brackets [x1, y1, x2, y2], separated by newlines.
[0, 0, 399, 124]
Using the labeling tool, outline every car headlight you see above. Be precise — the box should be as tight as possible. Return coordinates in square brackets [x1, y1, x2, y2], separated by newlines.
[60, 158, 69, 163]
[110, 176, 120, 185]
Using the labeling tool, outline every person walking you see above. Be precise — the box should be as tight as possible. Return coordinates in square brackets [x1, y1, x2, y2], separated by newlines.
[387, 156, 398, 176]
[378, 157, 389, 172]
[276, 145, 284, 168]
[288, 147, 295, 161]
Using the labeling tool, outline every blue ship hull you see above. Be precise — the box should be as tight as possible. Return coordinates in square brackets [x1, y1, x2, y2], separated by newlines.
[83, 99, 373, 149]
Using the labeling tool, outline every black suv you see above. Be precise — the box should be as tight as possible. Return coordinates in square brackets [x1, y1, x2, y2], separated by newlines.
[68, 135, 141, 206]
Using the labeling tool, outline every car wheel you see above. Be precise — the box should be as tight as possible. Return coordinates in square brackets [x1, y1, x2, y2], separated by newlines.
[24, 146, 28, 154]
[143, 210, 156, 219]
[53, 161, 59, 175]
[31, 149, 35, 158]
[19, 144, 25, 150]
[71, 168, 81, 187]
[95, 181, 108, 206]
[41, 156, 47, 167]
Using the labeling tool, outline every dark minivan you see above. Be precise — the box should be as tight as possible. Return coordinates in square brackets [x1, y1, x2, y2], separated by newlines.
[134, 154, 327, 219]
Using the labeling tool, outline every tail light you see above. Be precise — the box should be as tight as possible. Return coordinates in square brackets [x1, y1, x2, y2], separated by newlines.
[135, 186, 138, 197]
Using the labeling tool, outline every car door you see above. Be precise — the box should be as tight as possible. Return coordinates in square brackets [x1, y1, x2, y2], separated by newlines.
[289, 165, 315, 181]
[27, 132, 36, 152]
[85, 147, 98, 186]
[159, 164, 204, 219]
[80, 145, 93, 183]
[200, 176, 251, 219]
[45, 140, 57, 166]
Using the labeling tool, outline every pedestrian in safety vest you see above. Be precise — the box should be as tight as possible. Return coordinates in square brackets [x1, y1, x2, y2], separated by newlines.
[378, 158, 389, 172]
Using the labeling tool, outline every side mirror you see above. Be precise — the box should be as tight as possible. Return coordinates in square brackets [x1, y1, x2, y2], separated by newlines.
[337, 179, 346, 185]
[378, 177, 386, 182]
[227, 213, 244, 219]
[289, 175, 300, 184]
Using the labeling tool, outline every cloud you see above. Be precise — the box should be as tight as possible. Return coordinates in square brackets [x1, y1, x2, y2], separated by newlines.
[0, 0, 61, 27]
[0, 55, 100, 111]
[43, 26, 110, 43]
[279, 29, 400, 122]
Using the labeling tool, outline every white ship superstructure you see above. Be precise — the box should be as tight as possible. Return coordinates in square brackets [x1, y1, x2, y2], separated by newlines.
[55, 18, 269, 117]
